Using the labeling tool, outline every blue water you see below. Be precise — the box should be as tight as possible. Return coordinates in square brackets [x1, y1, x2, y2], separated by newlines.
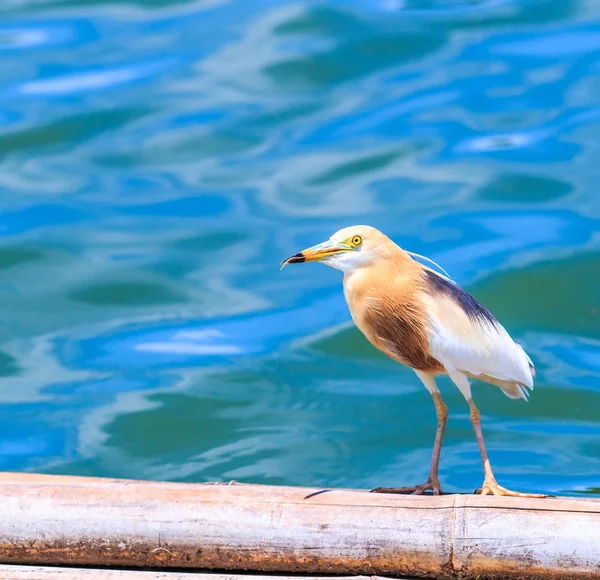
[1, 0, 599, 495]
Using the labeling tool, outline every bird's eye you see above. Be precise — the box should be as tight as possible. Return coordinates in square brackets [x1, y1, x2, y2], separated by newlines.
[351, 235, 362, 247]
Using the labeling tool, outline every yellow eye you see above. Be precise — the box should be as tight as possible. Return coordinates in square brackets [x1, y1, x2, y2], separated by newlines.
[351, 235, 362, 247]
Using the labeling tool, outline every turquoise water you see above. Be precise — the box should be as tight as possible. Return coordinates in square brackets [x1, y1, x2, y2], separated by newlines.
[1, 0, 599, 496]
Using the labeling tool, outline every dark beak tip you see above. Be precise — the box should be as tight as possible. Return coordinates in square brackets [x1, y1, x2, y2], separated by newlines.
[287, 252, 306, 263]
[281, 252, 306, 269]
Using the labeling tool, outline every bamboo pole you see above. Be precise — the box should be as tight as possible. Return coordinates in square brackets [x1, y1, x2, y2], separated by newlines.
[0, 567, 398, 580]
[0, 473, 598, 579]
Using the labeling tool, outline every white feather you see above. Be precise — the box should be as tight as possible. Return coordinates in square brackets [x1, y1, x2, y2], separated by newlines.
[424, 292, 534, 400]
[406, 251, 452, 280]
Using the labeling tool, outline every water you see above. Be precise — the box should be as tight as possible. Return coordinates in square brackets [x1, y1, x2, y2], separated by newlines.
[0, 0, 599, 496]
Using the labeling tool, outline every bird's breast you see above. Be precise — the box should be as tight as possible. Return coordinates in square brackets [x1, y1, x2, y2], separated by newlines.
[343, 270, 443, 373]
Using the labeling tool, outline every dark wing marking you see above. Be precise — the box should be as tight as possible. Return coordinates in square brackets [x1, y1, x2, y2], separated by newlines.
[424, 270, 500, 329]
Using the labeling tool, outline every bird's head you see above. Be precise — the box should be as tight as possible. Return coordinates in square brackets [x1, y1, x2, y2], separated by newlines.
[281, 225, 397, 273]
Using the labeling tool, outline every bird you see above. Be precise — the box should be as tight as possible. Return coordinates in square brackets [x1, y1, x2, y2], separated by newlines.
[281, 225, 546, 497]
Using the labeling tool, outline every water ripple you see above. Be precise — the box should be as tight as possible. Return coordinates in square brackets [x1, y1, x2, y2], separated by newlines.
[0, 0, 598, 496]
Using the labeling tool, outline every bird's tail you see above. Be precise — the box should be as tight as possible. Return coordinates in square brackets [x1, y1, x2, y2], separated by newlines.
[464, 371, 533, 401]
[478, 374, 533, 401]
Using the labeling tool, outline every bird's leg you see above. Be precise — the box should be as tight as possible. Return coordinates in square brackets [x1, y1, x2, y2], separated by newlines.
[467, 398, 546, 498]
[427, 391, 448, 492]
[372, 384, 447, 496]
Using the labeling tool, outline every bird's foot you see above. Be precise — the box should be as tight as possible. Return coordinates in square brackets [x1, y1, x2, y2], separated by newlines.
[476, 478, 548, 498]
[371, 478, 443, 496]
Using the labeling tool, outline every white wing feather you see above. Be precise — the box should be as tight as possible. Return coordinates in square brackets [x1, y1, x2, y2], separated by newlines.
[423, 283, 534, 400]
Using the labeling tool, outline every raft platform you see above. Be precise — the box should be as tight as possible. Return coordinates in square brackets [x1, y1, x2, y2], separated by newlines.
[0, 473, 598, 579]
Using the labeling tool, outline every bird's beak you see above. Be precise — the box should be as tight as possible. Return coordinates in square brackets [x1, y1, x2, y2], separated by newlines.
[281, 240, 352, 270]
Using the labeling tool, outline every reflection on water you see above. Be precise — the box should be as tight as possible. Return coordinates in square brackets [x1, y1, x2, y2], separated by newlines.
[0, 0, 599, 495]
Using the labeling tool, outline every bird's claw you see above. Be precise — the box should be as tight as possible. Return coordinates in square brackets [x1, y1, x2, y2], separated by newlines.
[371, 479, 443, 496]
[476, 479, 549, 498]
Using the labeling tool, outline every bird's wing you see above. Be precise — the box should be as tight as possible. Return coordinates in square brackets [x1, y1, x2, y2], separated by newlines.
[421, 271, 534, 395]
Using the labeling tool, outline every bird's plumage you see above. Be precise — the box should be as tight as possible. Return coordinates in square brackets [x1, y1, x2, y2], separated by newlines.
[422, 270, 534, 400]
[341, 236, 535, 400]
[343, 253, 444, 372]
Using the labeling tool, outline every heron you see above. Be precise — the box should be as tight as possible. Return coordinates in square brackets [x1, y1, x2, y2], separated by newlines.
[282, 225, 546, 497]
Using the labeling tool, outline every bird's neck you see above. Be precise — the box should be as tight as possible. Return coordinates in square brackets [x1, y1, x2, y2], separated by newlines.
[343, 248, 416, 281]
[343, 250, 421, 297]
[342, 253, 425, 344]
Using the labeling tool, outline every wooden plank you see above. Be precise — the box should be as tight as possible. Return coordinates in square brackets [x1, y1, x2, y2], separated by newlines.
[0, 473, 598, 579]
[0, 566, 399, 580]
